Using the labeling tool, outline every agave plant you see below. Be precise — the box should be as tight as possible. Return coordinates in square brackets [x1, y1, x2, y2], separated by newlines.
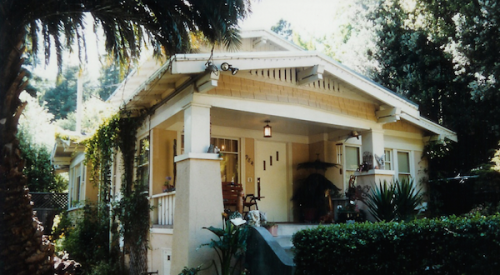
[394, 178, 423, 221]
[364, 180, 397, 222]
[364, 179, 423, 222]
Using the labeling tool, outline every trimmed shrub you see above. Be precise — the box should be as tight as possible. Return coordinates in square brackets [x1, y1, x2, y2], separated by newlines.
[293, 214, 500, 275]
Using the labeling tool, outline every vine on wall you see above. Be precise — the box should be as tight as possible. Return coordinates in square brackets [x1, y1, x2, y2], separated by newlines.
[84, 110, 150, 274]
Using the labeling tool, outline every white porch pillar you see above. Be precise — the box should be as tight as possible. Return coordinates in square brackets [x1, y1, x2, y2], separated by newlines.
[183, 103, 211, 154]
[171, 103, 223, 275]
[361, 129, 385, 170]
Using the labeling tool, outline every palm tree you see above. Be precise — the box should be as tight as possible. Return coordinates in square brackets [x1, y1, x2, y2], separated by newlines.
[0, 1, 250, 274]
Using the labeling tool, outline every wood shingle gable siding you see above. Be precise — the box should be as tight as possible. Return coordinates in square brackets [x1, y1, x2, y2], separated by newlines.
[208, 75, 378, 122]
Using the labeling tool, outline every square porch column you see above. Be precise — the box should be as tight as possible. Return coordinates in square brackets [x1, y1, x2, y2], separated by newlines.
[171, 103, 224, 275]
[357, 129, 396, 221]
[361, 129, 385, 170]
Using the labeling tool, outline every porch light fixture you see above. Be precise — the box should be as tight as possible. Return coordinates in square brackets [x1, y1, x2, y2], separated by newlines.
[263, 120, 272, 138]
[220, 62, 239, 75]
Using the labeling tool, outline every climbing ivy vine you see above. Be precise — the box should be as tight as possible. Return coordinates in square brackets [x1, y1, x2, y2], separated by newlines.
[84, 110, 150, 274]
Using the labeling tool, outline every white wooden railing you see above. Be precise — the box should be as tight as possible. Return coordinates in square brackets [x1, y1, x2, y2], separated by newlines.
[152, 191, 176, 226]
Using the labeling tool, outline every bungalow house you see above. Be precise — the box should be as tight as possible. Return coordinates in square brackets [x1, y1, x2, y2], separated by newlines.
[54, 29, 457, 274]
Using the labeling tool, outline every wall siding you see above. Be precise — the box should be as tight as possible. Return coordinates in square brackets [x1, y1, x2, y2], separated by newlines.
[383, 120, 423, 134]
[208, 75, 378, 122]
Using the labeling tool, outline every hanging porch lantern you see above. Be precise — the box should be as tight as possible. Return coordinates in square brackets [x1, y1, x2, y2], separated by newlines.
[263, 120, 272, 138]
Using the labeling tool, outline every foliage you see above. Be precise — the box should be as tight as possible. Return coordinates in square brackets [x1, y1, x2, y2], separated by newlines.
[364, 178, 422, 222]
[18, 129, 67, 192]
[361, 0, 500, 175]
[1, 0, 251, 273]
[179, 266, 203, 275]
[201, 212, 248, 275]
[84, 111, 148, 274]
[58, 204, 120, 275]
[363, 180, 396, 222]
[271, 19, 293, 40]
[293, 214, 500, 275]
[96, 56, 128, 101]
[42, 66, 97, 120]
[56, 96, 117, 134]
[18, 91, 55, 150]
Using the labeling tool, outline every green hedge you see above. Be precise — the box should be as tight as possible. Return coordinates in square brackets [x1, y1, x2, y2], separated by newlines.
[292, 214, 500, 274]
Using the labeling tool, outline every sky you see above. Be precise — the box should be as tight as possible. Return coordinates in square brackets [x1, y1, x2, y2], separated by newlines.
[35, 0, 345, 82]
[240, 0, 342, 38]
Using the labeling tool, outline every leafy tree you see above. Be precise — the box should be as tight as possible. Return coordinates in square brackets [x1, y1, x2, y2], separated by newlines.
[56, 96, 117, 134]
[96, 57, 127, 101]
[351, 0, 500, 176]
[17, 91, 67, 193]
[271, 19, 293, 40]
[43, 66, 98, 120]
[18, 130, 67, 193]
[0, 1, 250, 274]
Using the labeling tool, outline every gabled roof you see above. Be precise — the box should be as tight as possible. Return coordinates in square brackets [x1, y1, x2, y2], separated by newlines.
[239, 29, 305, 52]
[108, 30, 457, 142]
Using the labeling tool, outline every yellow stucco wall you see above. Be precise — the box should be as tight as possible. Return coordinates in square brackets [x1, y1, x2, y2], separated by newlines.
[151, 129, 177, 195]
[148, 232, 174, 275]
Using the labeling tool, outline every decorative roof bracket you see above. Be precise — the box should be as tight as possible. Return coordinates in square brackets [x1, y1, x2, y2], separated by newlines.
[297, 65, 324, 86]
[376, 106, 401, 124]
[196, 71, 219, 93]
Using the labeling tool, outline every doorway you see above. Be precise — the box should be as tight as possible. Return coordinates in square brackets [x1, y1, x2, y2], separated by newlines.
[255, 140, 288, 222]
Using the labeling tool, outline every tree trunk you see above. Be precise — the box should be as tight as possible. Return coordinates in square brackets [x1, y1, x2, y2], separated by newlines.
[0, 30, 55, 274]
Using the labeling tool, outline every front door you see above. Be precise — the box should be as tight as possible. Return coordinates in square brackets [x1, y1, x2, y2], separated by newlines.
[255, 140, 288, 222]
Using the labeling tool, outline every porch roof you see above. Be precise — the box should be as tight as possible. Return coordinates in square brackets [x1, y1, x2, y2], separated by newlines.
[107, 44, 457, 142]
[50, 130, 86, 171]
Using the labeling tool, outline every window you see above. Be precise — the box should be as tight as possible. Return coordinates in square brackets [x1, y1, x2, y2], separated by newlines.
[397, 151, 411, 181]
[345, 146, 360, 187]
[384, 149, 392, 170]
[345, 146, 360, 171]
[211, 138, 239, 183]
[138, 137, 150, 189]
[70, 162, 85, 208]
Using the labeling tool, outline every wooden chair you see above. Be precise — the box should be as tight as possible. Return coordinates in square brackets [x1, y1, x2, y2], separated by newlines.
[221, 182, 261, 215]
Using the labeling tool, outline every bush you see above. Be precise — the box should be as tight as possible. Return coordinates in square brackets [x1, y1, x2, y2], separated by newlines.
[293, 214, 500, 275]
[55, 204, 120, 275]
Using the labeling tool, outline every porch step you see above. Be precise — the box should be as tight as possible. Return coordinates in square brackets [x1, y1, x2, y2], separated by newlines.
[276, 224, 318, 236]
[273, 224, 319, 259]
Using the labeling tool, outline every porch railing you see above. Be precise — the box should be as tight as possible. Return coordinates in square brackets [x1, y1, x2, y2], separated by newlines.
[152, 191, 176, 226]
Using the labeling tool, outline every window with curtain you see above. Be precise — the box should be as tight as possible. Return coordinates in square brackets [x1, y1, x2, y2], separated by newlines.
[211, 137, 239, 184]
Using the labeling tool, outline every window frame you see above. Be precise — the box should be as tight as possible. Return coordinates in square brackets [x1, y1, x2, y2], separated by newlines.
[395, 150, 412, 181]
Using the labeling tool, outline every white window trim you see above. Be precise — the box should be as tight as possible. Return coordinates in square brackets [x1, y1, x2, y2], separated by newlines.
[68, 156, 86, 210]
[343, 144, 361, 191]
[384, 149, 393, 171]
[394, 150, 414, 181]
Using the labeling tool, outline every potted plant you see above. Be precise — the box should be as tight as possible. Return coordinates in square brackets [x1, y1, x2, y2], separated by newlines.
[163, 176, 174, 192]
